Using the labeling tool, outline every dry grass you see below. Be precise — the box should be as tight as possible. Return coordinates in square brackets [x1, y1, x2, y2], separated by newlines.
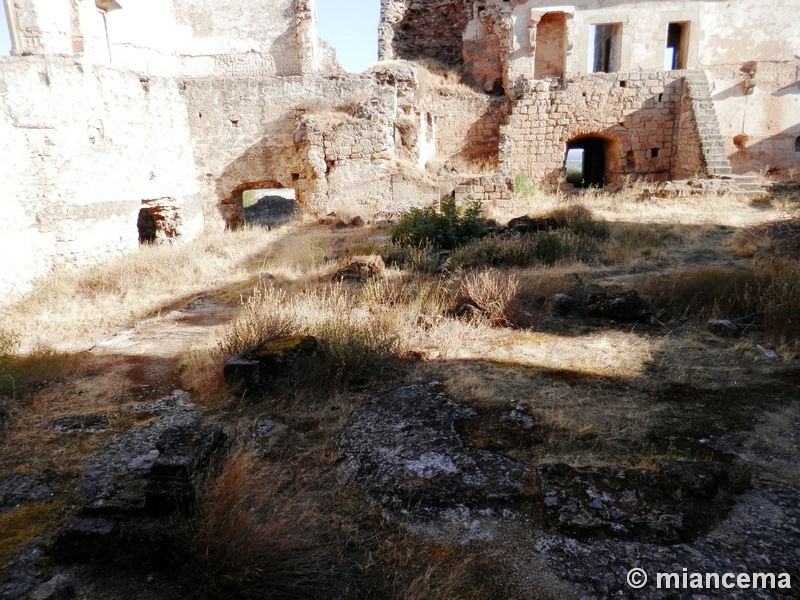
[190, 453, 328, 600]
[0, 226, 293, 352]
[0, 187, 798, 599]
[0, 502, 54, 573]
[458, 270, 520, 326]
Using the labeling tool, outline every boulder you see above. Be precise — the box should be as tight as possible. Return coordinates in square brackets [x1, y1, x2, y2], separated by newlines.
[347, 215, 365, 228]
[335, 255, 385, 281]
[707, 319, 739, 336]
[339, 383, 530, 509]
[223, 335, 320, 391]
[551, 293, 574, 316]
[505, 215, 559, 235]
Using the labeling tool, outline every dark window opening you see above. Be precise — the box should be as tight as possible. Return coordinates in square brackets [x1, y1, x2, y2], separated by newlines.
[565, 137, 606, 188]
[534, 13, 567, 79]
[795, 136, 800, 152]
[589, 23, 621, 73]
[658, 93, 663, 102]
[242, 187, 300, 228]
[137, 209, 157, 244]
[650, 148, 659, 158]
[619, 80, 627, 87]
[665, 22, 688, 70]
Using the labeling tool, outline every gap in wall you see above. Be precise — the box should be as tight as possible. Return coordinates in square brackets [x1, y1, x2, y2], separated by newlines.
[242, 188, 300, 228]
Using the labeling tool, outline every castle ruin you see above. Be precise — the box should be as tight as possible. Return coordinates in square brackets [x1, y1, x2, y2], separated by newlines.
[1, 0, 798, 296]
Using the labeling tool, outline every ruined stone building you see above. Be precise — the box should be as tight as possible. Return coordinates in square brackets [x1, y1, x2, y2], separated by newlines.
[1, 0, 799, 296]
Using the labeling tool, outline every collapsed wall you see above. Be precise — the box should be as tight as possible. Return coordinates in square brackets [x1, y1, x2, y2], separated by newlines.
[3, 0, 798, 299]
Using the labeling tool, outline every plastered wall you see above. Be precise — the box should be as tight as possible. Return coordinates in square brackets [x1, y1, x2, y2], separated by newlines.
[0, 56, 202, 295]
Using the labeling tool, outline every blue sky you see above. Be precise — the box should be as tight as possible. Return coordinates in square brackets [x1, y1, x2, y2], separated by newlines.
[1, 2, 11, 55]
[316, 0, 380, 72]
[0, 1, 380, 68]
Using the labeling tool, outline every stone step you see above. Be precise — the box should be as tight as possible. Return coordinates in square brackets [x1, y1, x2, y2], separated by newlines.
[709, 166, 733, 176]
[731, 189, 769, 199]
[728, 175, 760, 184]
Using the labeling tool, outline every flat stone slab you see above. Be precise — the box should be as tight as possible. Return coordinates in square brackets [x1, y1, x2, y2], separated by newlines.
[339, 383, 530, 509]
[0, 473, 52, 515]
[46, 413, 108, 433]
[76, 391, 225, 515]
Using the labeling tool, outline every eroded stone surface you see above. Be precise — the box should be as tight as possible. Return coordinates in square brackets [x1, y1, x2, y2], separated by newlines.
[52, 391, 226, 564]
[0, 473, 52, 515]
[537, 463, 732, 544]
[339, 383, 530, 509]
[534, 480, 800, 599]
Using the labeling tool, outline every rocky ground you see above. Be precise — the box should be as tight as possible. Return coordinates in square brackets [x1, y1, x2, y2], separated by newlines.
[1, 196, 798, 599]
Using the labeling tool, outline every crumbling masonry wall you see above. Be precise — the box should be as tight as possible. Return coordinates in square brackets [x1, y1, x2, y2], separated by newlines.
[505, 71, 690, 187]
[180, 74, 399, 228]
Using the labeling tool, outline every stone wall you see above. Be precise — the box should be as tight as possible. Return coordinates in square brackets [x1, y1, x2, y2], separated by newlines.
[379, 0, 473, 65]
[180, 74, 400, 228]
[381, 0, 800, 178]
[427, 93, 508, 169]
[672, 77, 706, 180]
[504, 71, 691, 187]
[708, 60, 800, 175]
[0, 56, 202, 296]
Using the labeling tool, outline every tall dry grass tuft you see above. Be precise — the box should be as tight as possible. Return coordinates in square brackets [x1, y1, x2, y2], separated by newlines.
[458, 270, 520, 327]
[192, 282, 403, 398]
[190, 453, 328, 600]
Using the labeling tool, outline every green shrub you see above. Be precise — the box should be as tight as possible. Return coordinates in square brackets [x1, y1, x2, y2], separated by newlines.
[514, 172, 537, 199]
[378, 242, 440, 273]
[392, 196, 487, 250]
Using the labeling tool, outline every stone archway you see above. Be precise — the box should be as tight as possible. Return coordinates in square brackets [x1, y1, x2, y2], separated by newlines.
[566, 135, 618, 188]
[222, 180, 296, 229]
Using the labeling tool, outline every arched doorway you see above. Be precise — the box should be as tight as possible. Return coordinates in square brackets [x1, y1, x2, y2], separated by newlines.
[242, 187, 299, 228]
[223, 180, 299, 229]
[565, 136, 607, 188]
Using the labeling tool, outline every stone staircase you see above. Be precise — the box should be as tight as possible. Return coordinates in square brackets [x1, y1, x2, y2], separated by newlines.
[683, 70, 732, 177]
[641, 175, 768, 200]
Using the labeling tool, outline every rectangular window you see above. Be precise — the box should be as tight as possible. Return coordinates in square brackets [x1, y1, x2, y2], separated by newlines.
[665, 22, 689, 70]
[589, 23, 621, 73]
